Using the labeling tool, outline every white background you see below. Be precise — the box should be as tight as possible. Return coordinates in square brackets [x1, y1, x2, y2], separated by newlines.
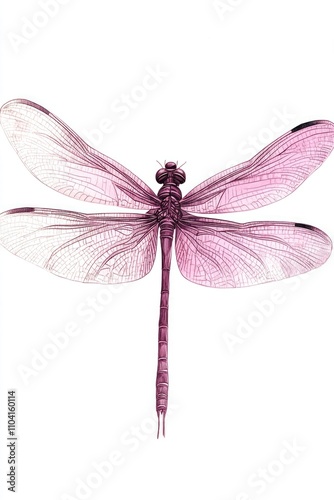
[1, 1, 334, 499]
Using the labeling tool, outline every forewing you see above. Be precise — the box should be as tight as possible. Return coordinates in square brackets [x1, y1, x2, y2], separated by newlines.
[0, 208, 158, 283]
[182, 120, 334, 213]
[176, 214, 332, 287]
[0, 99, 159, 210]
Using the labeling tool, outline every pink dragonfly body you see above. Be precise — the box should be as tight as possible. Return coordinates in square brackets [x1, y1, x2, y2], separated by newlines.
[0, 100, 333, 437]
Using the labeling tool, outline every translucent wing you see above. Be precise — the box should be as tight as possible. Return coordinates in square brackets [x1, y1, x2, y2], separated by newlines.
[182, 120, 334, 213]
[0, 99, 159, 210]
[0, 208, 158, 283]
[176, 213, 332, 287]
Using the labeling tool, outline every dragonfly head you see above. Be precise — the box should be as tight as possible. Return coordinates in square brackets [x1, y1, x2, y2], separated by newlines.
[156, 161, 186, 185]
[165, 161, 177, 170]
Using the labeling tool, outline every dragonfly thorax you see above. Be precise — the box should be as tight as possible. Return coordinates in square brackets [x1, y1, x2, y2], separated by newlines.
[156, 166, 183, 221]
[156, 195, 181, 223]
[157, 183, 183, 202]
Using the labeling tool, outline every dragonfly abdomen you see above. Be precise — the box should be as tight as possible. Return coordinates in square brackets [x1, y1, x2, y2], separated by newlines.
[156, 219, 174, 437]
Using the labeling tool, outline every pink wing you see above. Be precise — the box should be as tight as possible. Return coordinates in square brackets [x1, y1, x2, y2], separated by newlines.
[182, 120, 334, 213]
[176, 214, 332, 287]
[0, 99, 159, 210]
[0, 208, 158, 283]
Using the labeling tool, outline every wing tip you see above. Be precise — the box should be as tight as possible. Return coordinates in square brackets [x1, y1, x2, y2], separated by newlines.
[294, 222, 314, 230]
[1, 98, 50, 118]
[0, 207, 35, 217]
[291, 120, 333, 133]
[295, 222, 333, 253]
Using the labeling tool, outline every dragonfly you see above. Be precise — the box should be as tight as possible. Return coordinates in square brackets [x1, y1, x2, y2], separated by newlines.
[0, 99, 333, 437]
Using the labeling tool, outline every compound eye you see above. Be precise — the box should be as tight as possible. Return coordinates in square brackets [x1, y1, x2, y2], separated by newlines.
[156, 168, 168, 184]
[174, 169, 186, 184]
